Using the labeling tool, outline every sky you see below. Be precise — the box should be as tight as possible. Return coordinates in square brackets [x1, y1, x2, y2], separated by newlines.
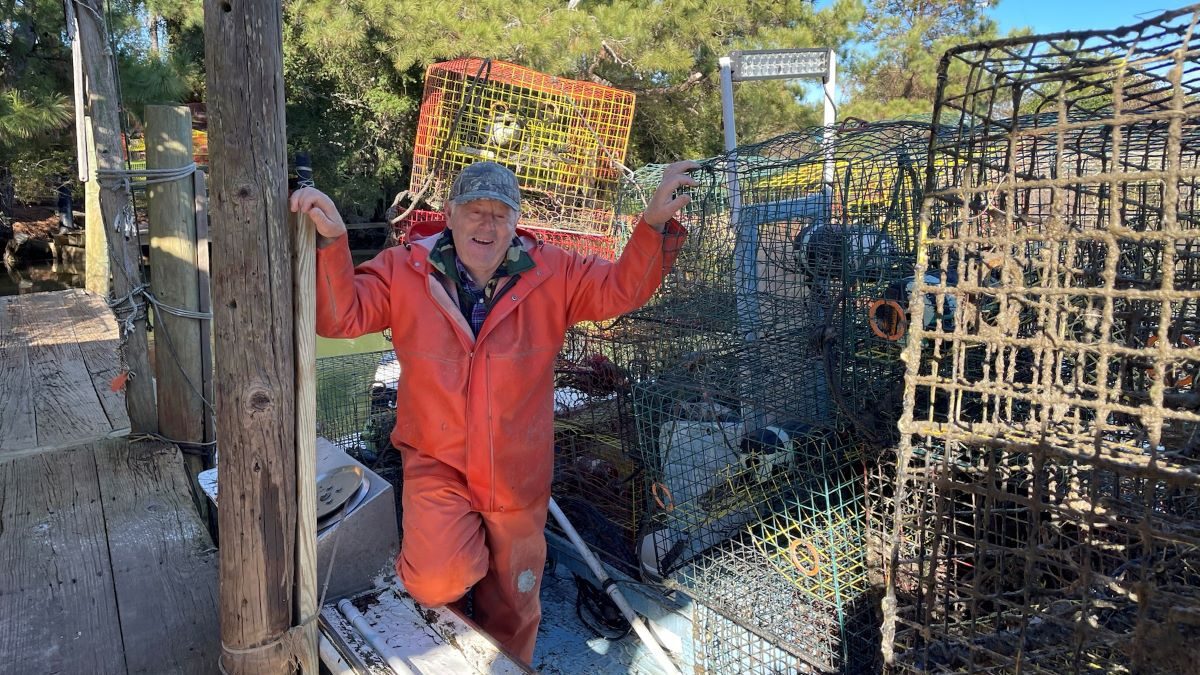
[989, 0, 1182, 35]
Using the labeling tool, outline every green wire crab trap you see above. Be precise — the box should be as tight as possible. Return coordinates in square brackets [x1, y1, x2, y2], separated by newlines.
[548, 125, 938, 671]
[628, 124, 935, 579]
[550, 317, 669, 577]
[885, 7, 1200, 673]
[683, 533, 881, 674]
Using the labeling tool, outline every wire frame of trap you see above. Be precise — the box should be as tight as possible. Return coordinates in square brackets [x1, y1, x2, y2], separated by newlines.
[693, 600, 818, 674]
[734, 121, 936, 446]
[410, 58, 636, 234]
[393, 208, 628, 261]
[749, 436, 871, 607]
[316, 349, 398, 462]
[624, 127, 935, 580]
[550, 318, 668, 576]
[885, 7, 1200, 673]
[681, 534, 881, 674]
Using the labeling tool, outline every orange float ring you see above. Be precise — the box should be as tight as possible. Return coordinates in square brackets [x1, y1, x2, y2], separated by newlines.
[1146, 334, 1197, 388]
[787, 539, 821, 577]
[652, 482, 675, 512]
[868, 299, 908, 341]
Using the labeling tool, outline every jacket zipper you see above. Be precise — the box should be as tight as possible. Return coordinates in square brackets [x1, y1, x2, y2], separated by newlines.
[465, 346, 476, 510]
[485, 352, 495, 512]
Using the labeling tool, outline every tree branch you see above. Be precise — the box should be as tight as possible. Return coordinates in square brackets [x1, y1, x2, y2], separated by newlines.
[637, 70, 707, 96]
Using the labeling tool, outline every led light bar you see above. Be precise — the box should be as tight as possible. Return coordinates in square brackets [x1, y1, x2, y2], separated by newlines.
[730, 49, 831, 82]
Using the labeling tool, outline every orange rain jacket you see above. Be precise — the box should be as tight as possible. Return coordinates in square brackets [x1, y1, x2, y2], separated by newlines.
[315, 218, 685, 513]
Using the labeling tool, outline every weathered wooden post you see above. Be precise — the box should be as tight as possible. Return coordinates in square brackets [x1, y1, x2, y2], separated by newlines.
[76, 0, 157, 432]
[293, 153, 318, 673]
[204, 0, 316, 671]
[146, 106, 205, 478]
[84, 116, 110, 295]
[195, 169, 216, 445]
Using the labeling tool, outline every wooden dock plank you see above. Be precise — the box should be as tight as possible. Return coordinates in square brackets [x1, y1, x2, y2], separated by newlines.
[0, 296, 37, 451]
[60, 289, 130, 433]
[95, 439, 219, 674]
[0, 447, 128, 674]
[25, 291, 113, 452]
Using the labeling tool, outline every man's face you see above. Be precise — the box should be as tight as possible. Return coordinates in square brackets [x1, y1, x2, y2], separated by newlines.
[445, 198, 518, 278]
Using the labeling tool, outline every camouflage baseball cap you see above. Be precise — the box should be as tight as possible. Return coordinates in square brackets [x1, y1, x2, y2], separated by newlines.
[448, 161, 521, 212]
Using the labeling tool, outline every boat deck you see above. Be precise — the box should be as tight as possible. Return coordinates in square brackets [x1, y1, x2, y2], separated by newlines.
[0, 289, 218, 673]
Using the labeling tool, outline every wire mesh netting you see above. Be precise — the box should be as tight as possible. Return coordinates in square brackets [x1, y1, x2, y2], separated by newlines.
[693, 596, 820, 674]
[630, 123, 935, 582]
[544, 121, 937, 672]
[551, 318, 664, 576]
[684, 534, 882, 674]
[410, 58, 636, 234]
[316, 349, 398, 461]
[884, 7, 1200, 673]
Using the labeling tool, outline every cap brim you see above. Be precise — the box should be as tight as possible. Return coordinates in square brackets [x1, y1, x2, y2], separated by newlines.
[450, 191, 520, 213]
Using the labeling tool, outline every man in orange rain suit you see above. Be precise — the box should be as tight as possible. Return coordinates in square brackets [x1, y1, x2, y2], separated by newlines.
[291, 160, 697, 664]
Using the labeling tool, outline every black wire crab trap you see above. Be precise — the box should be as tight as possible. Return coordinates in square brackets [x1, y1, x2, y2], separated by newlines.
[884, 7, 1200, 673]
[551, 316, 671, 577]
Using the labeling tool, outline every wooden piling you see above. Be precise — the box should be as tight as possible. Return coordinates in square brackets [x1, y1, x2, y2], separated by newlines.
[204, 0, 315, 671]
[146, 106, 205, 475]
[195, 170, 215, 446]
[293, 208, 318, 672]
[76, 0, 157, 433]
[83, 116, 109, 295]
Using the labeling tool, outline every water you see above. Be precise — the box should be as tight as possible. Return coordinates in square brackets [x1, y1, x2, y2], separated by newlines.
[317, 332, 391, 358]
[0, 260, 84, 296]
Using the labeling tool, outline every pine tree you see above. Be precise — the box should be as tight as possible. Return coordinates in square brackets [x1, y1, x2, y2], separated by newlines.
[0, 0, 191, 220]
[161, 0, 863, 218]
[842, 0, 1006, 121]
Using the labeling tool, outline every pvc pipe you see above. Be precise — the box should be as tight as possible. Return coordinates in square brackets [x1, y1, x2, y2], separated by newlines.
[337, 598, 416, 675]
[822, 50, 838, 186]
[548, 497, 683, 675]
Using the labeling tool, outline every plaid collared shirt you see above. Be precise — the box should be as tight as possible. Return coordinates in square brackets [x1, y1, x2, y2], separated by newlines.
[427, 230, 535, 336]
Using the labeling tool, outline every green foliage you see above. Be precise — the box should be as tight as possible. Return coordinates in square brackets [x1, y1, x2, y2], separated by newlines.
[150, 0, 867, 218]
[11, 145, 76, 204]
[0, 0, 194, 208]
[149, 0, 1018, 220]
[842, 0, 1004, 121]
[270, 0, 865, 216]
[0, 91, 72, 144]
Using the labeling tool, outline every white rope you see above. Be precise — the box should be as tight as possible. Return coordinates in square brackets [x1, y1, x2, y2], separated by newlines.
[94, 162, 198, 238]
[142, 288, 213, 320]
[96, 162, 198, 190]
[107, 284, 211, 322]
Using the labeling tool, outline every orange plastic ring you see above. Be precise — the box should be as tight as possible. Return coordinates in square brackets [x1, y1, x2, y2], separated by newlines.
[1146, 334, 1197, 388]
[787, 539, 821, 577]
[652, 483, 675, 512]
[868, 299, 908, 341]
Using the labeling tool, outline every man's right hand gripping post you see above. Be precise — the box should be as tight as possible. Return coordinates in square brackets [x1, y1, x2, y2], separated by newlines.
[290, 186, 347, 246]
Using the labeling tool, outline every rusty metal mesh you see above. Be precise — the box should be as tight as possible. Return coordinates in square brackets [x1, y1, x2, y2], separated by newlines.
[884, 7, 1200, 673]
[409, 58, 636, 234]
